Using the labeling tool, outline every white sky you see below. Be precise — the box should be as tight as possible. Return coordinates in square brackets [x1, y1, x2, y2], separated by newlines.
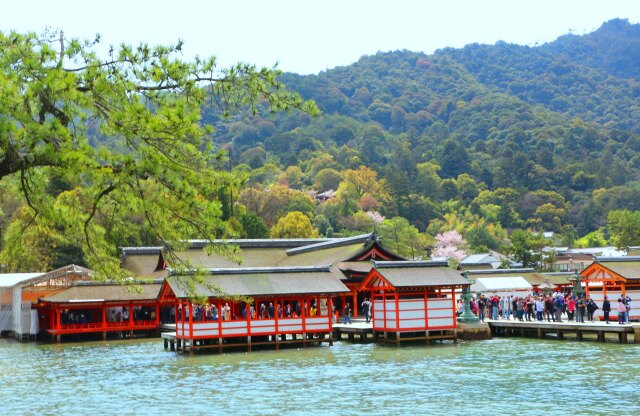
[1, 0, 639, 74]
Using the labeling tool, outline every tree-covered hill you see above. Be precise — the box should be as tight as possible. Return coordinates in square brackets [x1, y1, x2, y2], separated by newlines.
[208, 18, 640, 246]
[4, 20, 640, 272]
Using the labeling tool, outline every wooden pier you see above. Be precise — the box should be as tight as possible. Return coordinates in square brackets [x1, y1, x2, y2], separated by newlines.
[333, 321, 457, 344]
[488, 319, 640, 344]
[162, 331, 334, 354]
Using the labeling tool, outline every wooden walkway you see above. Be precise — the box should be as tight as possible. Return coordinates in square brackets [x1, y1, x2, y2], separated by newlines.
[162, 332, 333, 354]
[487, 319, 640, 343]
[333, 321, 457, 344]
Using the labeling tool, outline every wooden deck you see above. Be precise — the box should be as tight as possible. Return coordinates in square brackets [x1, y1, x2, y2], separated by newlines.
[162, 331, 333, 354]
[487, 319, 640, 343]
[333, 320, 457, 344]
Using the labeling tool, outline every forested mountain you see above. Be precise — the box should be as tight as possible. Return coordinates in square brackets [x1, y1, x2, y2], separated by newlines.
[3, 19, 640, 272]
[204, 19, 640, 251]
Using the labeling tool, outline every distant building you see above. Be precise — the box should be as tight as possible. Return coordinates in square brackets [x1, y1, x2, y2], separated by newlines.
[0, 265, 92, 340]
[459, 253, 502, 270]
[315, 189, 336, 202]
[580, 256, 640, 320]
[466, 268, 573, 296]
[550, 253, 594, 272]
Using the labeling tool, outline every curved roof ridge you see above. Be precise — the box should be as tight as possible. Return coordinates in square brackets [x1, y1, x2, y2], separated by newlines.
[465, 268, 536, 275]
[372, 260, 449, 268]
[286, 233, 373, 255]
[169, 265, 333, 275]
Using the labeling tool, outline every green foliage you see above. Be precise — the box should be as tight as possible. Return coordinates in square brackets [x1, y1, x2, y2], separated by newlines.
[239, 212, 269, 239]
[0, 30, 316, 278]
[507, 230, 548, 269]
[607, 209, 640, 249]
[270, 211, 319, 238]
[5, 20, 640, 275]
[376, 217, 432, 259]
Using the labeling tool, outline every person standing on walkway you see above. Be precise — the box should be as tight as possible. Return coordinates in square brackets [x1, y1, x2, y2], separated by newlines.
[343, 302, 352, 324]
[478, 296, 486, 321]
[516, 298, 524, 321]
[535, 297, 544, 321]
[502, 296, 511, 319]
[544, 296, 555, 322]
[617, 298, 626, 324]
[567, 296, 576, 321]
[361, 298, 372, 323]
[602, 296, 611, 324]
[577, 297, 586, 323]
[586, 297, 598, 322]
[555, 295, 564, 323]
[491, 295, 500, 320]
[624, 296, 631, 323]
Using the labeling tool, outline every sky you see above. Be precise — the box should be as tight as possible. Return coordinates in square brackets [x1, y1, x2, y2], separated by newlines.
[1, 0, 639, 75]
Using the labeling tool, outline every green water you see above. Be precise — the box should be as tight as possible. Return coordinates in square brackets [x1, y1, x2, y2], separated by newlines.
[0, 337, 638, 415]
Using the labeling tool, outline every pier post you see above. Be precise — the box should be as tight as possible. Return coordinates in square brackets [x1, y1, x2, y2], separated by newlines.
[598, 331, 605, 342]
[619, 332, 628, 344]
[164, 338, 168, 349]
[537, 328, 543, 339]
[247, 336, 252, 352]
[576, 331, 583, 341]
[556, 329, 563, 339]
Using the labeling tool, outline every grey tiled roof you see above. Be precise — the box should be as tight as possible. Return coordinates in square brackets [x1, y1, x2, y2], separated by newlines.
[372, 262, 469, 288]
[40, 283, 162, 303]
[166, 267, 349, 298]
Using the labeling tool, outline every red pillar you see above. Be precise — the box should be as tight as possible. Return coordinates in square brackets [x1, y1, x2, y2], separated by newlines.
[302, 296, 307, 335]
[450, 286, 456, 328]
[352, 290, 358, 317]
[246, 303, 251, 336]
[188, 301, 193, 339]
[394, 292, 400, 331]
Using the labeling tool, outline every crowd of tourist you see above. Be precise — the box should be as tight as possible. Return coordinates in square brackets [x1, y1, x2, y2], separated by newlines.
[179, 300, 320, 322]
[458, 293, 633, 324]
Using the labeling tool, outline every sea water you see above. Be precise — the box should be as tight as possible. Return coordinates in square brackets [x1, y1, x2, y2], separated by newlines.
[0, 337, 638, 415]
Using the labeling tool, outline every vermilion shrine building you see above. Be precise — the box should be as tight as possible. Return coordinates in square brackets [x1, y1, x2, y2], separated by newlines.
[359, 260, 469, 343]
[580, 256, 640, 320]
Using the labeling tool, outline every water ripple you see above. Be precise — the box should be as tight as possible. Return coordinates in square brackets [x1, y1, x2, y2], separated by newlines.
[0, 337, 638, 415]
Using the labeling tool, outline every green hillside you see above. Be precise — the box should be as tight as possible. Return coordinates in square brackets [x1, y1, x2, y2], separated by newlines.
[3, 19, 640, 271]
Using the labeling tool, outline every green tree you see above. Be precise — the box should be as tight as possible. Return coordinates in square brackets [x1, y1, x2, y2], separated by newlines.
[376, 217, 431, 259]
[507, 230, 547, 269]
[313, 168, 343, 192]
[270, 211, 319, 238]
[607, 209, 640, 249]
[239, 212, 269, 239]
[0, 30, 316, 279]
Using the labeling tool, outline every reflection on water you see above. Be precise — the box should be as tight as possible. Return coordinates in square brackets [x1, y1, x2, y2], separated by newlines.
[0, 337, 638, 415]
